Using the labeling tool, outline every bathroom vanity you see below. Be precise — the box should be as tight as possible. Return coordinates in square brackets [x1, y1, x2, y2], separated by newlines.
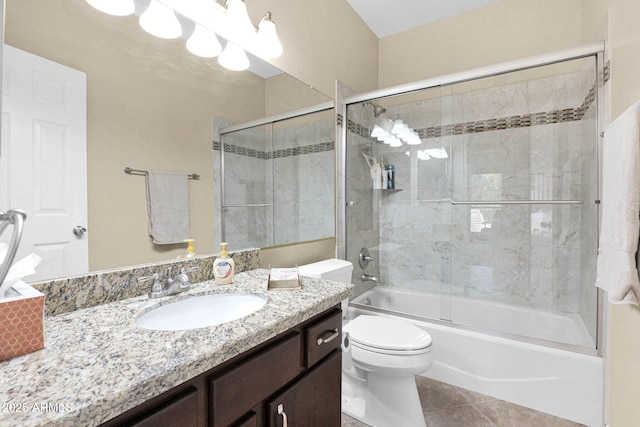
[101, 306, 342, 426]
[0, 269, 352, 427]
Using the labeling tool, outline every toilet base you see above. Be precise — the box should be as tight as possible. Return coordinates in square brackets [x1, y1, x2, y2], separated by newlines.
[342, 370, 426, 427]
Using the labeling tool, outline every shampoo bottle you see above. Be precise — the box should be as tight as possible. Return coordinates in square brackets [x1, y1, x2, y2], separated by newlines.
[213, 242, 235, 284]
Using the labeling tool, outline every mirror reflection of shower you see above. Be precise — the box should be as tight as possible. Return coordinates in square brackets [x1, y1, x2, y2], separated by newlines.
[215, 104, 335, 250]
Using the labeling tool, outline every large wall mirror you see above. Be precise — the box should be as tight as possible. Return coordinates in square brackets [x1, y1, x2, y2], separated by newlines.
[1, 0, 334, 282]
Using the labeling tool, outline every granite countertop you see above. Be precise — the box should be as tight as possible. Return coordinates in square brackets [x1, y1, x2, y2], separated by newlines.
[0, 269, 353, 427]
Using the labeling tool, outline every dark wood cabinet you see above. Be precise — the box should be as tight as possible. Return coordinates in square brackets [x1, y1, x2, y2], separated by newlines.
[266, 350, 342, 427]
[209, 333, 303, 426]
[131, 387, 199, 427]
[101, 305, 342, 427]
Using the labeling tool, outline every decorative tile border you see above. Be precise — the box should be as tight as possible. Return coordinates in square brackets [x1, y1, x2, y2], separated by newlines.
[212, 140, 334, 159]
[345, 76, 602, 141]
[31, 248, 260, 317]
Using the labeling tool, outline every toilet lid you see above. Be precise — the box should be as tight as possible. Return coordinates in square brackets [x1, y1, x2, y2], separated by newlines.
[345, 315, 432, 351]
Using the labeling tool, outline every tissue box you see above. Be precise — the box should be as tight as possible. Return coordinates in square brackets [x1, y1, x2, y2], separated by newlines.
[0, 281, 44, 361]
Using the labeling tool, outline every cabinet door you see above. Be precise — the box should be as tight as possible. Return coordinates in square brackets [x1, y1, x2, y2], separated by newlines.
[266, 351, 341, 427]
[131, 387, 198, 427]
[210, 333, 302, 426]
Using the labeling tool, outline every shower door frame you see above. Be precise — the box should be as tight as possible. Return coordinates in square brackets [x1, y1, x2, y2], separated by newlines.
[339, 42, 606, 357]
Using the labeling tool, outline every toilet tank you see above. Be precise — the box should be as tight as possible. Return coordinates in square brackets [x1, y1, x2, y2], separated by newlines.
[297, 258, 353, 283]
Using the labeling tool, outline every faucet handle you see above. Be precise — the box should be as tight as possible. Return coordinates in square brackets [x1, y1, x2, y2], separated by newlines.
[137, 272, 159, 283]
[138, 273, 163, 295]
[180, 266, 199, 274]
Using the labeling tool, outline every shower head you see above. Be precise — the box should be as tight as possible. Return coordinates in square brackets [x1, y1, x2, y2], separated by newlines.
[373, 105, 386, 117]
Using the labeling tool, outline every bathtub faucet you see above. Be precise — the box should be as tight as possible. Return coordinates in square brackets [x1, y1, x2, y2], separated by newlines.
[361, 273, 380, 284]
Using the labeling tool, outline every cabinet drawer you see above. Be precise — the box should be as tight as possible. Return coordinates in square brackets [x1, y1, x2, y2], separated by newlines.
[210, 333, 302, 426]
[305, 308, 342, 367]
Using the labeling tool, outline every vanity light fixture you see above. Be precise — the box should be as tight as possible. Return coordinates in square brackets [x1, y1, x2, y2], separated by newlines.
[85, 0, 284, 70]
[224, 0, 257, 46]
[139, 0, 183, 39]
[85, 0, 135, 16]
[187, 23, 223, 58]
[218, 41, 250, 71]
[255, 12, 283, 59]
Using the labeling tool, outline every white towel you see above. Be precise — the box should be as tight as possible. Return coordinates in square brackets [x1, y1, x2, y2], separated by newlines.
[146, 171, 190, 245]
[595, 101, 640, 304]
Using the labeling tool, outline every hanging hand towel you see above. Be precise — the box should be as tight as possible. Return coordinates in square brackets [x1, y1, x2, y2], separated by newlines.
[595, 101, 640, 304]
[146, 170, 190, 245]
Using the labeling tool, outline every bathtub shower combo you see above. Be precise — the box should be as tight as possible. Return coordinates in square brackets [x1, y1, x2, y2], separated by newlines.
[341, 44, 605, 426]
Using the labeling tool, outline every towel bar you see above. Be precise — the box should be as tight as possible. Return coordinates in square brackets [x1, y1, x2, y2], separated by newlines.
[124, 167, 199, 180]
[451, 200, 583, 205]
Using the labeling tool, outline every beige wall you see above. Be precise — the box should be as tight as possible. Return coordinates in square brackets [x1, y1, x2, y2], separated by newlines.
[378, 0, 583, 87]
[582, 0, 640, 425]
[265, 73, 330, 116]
[250, 0, 379, 97]
[259, 237, 336, 269]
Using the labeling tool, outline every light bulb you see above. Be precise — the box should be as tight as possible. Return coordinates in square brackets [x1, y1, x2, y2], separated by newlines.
[406, 132, 422, 145]
[391, 120, 405, 135]
[218, 42, 250, 71]
[225, 0, 256, 46]
[85, 0, 135, 16]
[139, 0, 183, 39]
[389, 138, 403, 147]
[187, 24, 222, 58]
[255, 12, 283, 58]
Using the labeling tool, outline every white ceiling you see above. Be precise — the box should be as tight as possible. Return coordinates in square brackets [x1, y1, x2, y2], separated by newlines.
[347, 0, 502, 38]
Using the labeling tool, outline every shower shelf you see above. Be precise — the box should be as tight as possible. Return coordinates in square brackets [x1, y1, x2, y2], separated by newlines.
[375, 188, 403, 192]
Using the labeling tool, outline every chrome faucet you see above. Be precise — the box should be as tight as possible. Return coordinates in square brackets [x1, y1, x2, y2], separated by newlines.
[138, 266, 199, 299]
[361, 273, 380, 284]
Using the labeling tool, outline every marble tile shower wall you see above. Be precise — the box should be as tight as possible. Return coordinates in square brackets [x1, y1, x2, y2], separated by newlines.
[217, 117, 335, 249]
[273, 118, 335, 245]
[345, 103, 381, 297]
[375, 70, 598, 319]
[219, 126, 272, 249]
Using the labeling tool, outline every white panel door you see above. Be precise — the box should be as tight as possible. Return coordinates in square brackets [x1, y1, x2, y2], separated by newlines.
[1, 45, 88, 281]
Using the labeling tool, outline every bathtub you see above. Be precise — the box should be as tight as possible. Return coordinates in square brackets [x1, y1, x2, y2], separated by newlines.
[348, 286, 603, 427]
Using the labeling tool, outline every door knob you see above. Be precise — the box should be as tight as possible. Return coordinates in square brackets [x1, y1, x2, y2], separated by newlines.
[73, 226, 87, 237]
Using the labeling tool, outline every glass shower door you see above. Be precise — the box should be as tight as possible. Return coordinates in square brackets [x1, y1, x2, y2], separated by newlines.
[221, 123, 274, 249]
[345, 86, 454, 320]
[447, 57, 599, 348]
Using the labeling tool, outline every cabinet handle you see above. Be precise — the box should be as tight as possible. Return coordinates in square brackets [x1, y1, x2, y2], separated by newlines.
[316, 328, 339, 346]
[277, 403, 288, 427]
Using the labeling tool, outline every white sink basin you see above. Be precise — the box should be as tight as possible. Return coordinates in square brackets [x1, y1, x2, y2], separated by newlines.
[136, 293, 267, 331]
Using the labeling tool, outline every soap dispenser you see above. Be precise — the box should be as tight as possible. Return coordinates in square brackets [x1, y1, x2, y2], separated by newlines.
[184, 239, 196, 258]
[213, 242, 235, 284]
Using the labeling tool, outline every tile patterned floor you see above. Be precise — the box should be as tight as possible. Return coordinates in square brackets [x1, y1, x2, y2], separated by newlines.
[341, 377, 586, 427]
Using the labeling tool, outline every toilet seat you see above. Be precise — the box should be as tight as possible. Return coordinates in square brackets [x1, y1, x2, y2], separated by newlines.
[345, 315, 432, 355]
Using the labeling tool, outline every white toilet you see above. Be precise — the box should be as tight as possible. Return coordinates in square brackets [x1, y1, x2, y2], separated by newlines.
[298, 259, 434, 427]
